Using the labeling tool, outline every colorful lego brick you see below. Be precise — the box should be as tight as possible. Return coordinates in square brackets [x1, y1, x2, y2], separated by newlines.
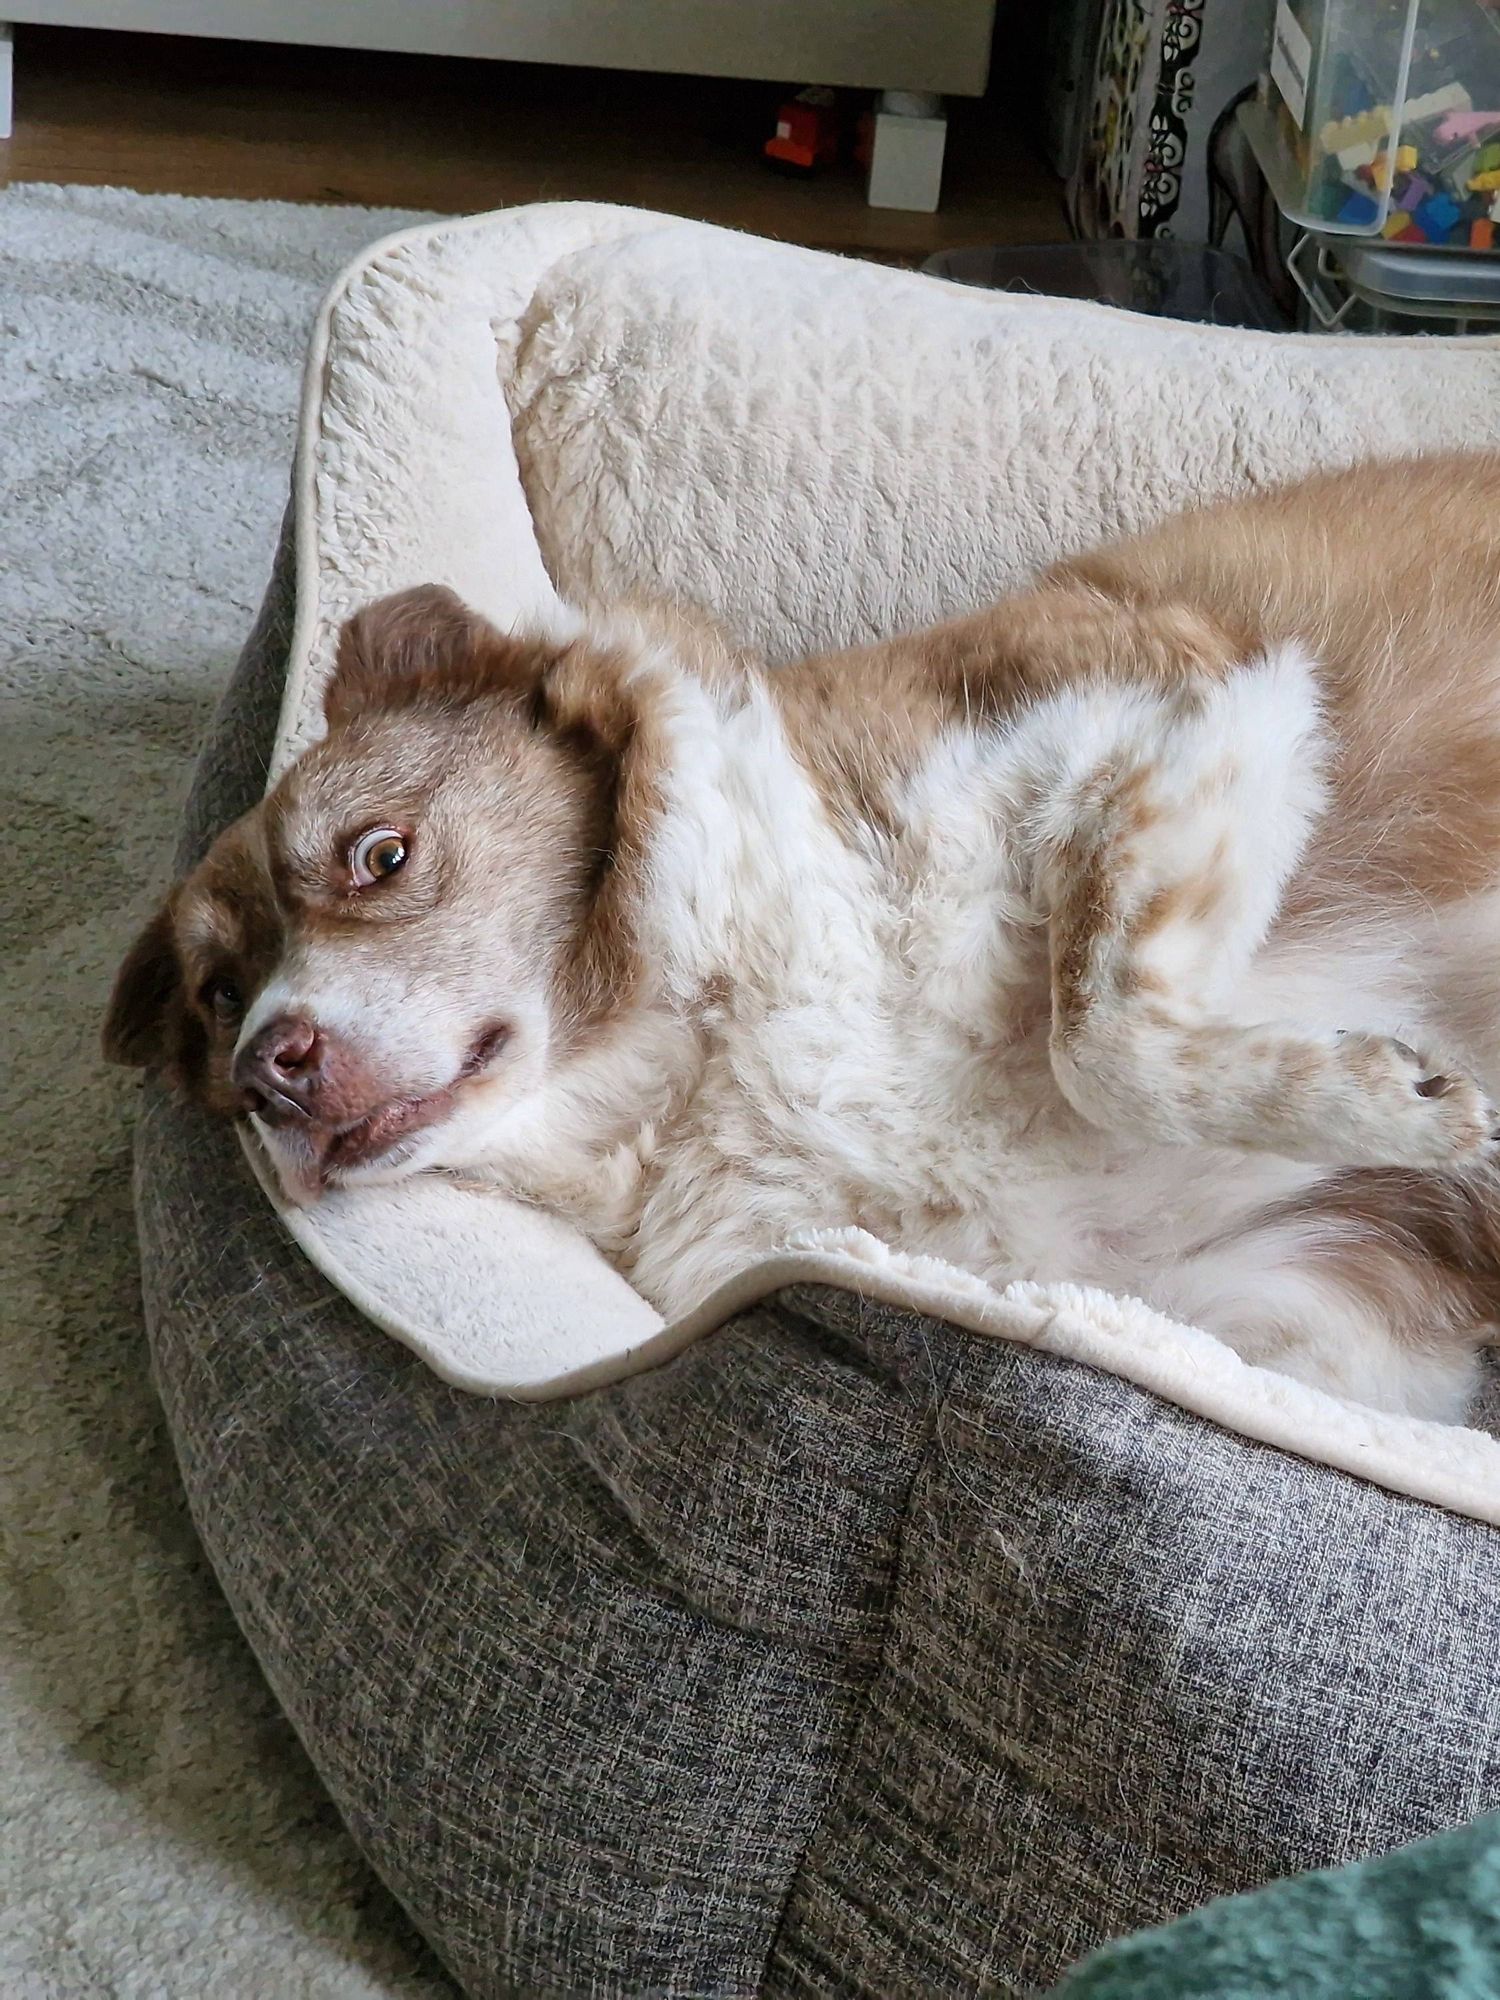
[1436, 109, 1500, 147]
[1449, 146, 1482, 190]
[1337, 190, 1380, 227]
[1320, 105, 1392, 153]
[1328, 58, 1372, 123]
[1311, 71, 1493, 266]
[1405, 82, 1472, 126]
[1415, 191, 1460, 235]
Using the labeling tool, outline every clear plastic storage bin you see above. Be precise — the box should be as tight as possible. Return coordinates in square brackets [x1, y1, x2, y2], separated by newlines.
[1242, 0, 1500, 249]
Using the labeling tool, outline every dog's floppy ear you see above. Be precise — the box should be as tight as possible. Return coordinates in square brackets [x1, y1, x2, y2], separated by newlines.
[326, 584, 498, 721]
[102, 904, 185, 1069]
[536, 641, 673, 1027]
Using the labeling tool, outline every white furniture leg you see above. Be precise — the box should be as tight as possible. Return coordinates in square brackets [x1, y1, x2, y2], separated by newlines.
[866, 89, 947, 212]
[0, 26, 12, 142]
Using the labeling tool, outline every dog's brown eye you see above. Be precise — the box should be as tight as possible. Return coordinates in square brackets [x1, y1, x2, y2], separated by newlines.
[202, 977, 242, 1024]
[349, 826, 408, 888]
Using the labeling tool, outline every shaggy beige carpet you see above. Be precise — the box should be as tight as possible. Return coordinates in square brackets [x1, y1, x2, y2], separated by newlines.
[1, 182, 454, 1997]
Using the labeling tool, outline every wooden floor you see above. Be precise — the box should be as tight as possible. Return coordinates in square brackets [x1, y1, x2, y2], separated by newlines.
[0, 25, 1066, 257]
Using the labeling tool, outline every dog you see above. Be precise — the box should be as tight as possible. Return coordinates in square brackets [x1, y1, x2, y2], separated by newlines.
[106, 451, 1500, 1420]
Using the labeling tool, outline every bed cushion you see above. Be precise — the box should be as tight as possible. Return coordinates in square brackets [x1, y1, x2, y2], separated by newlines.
[136, 205, 1500, 1998]
[253, 202, 1500, 1505]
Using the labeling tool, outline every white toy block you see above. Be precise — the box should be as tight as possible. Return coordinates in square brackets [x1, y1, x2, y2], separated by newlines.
[867, 90, 947, 213]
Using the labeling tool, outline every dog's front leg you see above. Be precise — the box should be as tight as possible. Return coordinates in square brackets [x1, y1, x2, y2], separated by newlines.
[1030, 647, 1497, 1169]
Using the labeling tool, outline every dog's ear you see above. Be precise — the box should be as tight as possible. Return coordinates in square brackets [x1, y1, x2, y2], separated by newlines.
[326, 585, 498, 721]
[536, 643, 672, 1028]
[103, 904, 185, 1069]
[534, 643, 646, 765]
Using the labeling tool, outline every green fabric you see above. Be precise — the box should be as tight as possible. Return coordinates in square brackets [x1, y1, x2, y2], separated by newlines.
[1050, 1814, 1500, 2000]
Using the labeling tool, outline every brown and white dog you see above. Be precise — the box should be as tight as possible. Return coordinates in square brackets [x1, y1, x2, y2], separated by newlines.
[107, 452, 1500, 1419]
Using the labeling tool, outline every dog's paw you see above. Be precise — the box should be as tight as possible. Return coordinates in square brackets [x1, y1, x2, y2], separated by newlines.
[1315, 1032, 1498, 1167]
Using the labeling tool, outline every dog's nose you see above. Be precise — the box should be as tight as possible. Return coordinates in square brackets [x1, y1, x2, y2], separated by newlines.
[233, 1015, 326, 1123]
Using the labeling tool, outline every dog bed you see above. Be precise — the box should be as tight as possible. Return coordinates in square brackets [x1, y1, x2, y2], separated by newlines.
[136, 203, 1500, 1998]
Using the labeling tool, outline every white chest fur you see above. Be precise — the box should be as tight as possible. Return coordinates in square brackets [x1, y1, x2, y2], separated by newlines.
[567, 680, 1317, 1324]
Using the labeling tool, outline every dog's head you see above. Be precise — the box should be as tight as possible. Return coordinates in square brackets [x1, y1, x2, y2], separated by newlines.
[103, 585, 665, 1200]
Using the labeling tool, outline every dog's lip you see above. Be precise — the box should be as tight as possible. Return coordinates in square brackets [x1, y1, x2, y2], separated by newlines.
[255, 1021, 513, 1189]
[316, 1092, 451, 1174]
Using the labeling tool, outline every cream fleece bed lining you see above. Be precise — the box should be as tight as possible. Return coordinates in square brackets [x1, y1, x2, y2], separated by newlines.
[244, 199, 1500, 1523]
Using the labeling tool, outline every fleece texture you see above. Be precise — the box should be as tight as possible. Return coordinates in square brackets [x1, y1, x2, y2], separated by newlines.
[1, 182, 450, 1998]
[267, 199, 1500, 1520]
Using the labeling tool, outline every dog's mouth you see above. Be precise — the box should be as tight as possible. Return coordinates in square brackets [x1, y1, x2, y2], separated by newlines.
[316, 1091, 451, 1176]
[255, 1022, 512, 1198]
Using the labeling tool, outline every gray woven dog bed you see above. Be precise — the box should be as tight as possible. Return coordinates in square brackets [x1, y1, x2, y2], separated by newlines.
[133, 206, 1500, 1998]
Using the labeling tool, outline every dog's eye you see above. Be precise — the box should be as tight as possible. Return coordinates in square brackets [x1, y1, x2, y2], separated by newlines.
[202, 977, 242, 1024]
[349, 826, 409, 888]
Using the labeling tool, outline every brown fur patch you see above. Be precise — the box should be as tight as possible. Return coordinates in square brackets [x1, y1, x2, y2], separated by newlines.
[102, 905, 199, 1078]
[325, 585, 563, 723]
[773, 582, 1248, 838]
[1048, 831, 1117, 1039]
[1053, 451, 1500, 913]
[1124, 856, 1232, 957]
[1266, 1167, 1500, 1354]
[543, 642, 670, 1031]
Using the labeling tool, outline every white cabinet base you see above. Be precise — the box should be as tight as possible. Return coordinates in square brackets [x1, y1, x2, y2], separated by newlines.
[1, 10, 992, 209]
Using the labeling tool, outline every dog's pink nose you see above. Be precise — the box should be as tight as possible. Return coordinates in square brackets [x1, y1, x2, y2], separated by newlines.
[234, 1015, 326, 1122]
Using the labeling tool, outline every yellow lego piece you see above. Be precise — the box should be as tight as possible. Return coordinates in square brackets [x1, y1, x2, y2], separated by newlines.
[1382, 212, 1410, 237]
[1395, 144, 1419, 171]
[1371, 152, 1394, 191]
[1470, 168, 1500, 192]
[1319, 105, 1392, 153]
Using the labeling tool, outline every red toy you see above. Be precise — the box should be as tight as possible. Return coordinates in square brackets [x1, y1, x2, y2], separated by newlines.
[764, 88, 841, 173]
